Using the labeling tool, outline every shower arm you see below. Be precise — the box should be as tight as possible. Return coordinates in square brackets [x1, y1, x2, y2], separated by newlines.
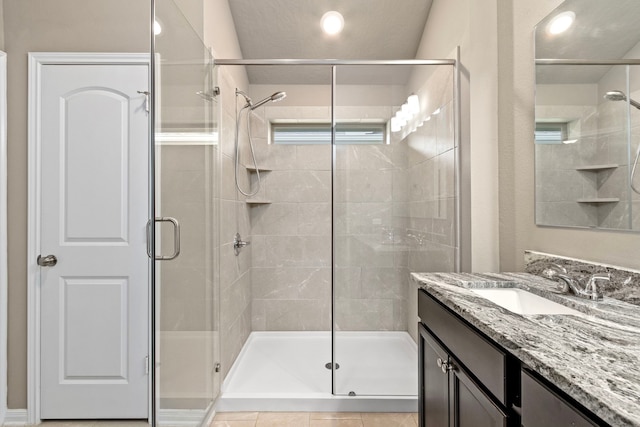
[630, 99, 640, 110]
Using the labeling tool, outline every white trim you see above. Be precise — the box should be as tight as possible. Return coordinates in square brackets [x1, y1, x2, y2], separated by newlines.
[157, 409, 207, 427]
[3, 409, 29, 426]
[27, 52, 151, 424]
[0, 50, 8, 426]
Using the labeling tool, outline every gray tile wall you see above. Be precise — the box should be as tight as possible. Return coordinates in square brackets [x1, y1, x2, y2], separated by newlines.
[334, 141, 411, 331]
[535, 104, 599, 227]
[249, 105, 333, 331]
[217, 68, 253, 379]
[403, 66, 458, 342]
[536, 67, 640, 230]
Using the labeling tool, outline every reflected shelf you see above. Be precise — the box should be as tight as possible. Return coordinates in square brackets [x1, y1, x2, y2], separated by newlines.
[575, 164, 619, 171]
[245, 199, 272, 205]
[576, 198, 620, 203]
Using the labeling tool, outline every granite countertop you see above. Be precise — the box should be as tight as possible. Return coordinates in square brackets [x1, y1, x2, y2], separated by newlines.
[411, 271, 640, 427]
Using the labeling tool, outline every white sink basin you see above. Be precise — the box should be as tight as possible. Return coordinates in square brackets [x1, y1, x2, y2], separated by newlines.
[471, 288, 583, 316]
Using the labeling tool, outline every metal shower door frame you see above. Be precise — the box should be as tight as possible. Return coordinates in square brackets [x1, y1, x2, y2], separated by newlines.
[211, 57, 460, 397]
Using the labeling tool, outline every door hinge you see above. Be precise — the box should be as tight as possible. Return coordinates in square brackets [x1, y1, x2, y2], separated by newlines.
[215, 362, 221, 373]
[145, 355, 150, 375]
[137, 90, 150, 113]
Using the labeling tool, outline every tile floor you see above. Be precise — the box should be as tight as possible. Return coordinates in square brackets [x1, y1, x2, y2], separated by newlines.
[211, 412, 419, 427]
[11, 412, 419, 427]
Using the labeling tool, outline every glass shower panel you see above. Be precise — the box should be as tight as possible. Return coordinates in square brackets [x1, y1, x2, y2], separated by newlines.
[630, 66, 640, 229]
[214, 64, 334, 398]
[332, 64, 456, 396]
[154, 0, 219, 423]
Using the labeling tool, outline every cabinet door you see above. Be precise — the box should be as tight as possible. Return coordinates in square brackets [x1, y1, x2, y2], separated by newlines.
[521, 369, 597, 427]
[450, 360, 508, 427]
[419, 324, 449, 427]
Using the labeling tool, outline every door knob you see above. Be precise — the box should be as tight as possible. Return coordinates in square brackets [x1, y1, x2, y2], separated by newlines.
[37, 254, 57, 267]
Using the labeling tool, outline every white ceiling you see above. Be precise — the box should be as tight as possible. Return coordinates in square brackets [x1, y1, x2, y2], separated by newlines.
[536, 0, 640, 84]
[227, 0, 433, 84]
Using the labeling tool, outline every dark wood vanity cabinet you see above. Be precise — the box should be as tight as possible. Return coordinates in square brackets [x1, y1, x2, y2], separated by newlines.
[521, 369, 597, 427]
[419, 324, 508, 427]
[418, 289, 607, 427]
[418, 290, 512, 427]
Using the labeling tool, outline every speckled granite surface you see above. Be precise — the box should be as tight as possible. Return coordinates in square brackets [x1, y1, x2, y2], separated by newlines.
[525, 251, 640, 306]
[411, 271, 640, 426]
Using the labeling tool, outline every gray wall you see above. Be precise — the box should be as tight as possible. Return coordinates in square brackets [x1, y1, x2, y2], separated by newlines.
[414, 0, 500, 273]
[0, 0, 5, 50]
[2, 0, 149, 409]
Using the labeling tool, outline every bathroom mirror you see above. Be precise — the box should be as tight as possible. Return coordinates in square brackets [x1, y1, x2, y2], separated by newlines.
[534, 0, 640, 230]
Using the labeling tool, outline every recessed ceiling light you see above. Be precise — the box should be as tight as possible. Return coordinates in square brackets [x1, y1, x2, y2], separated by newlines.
[154, 20, 162, 36]
[547, 11, 575, 35]
[321, 11, 344, 36]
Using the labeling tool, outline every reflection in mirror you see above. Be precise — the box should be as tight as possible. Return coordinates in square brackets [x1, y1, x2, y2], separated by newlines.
[535, 1, 640, 231]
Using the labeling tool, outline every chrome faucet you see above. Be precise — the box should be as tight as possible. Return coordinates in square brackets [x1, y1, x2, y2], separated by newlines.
[541, 264, 608, 301]
[583, 273, 610, 301]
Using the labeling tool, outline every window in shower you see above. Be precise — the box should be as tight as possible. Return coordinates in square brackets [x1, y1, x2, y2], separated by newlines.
[270, 122, 388, 145]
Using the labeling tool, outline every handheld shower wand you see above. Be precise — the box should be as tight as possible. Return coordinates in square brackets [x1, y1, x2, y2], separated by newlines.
[234, 89, 287, 197]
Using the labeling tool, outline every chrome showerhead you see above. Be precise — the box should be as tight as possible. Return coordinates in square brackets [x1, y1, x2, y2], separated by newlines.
[250, 91, 287, 110]
[604, 90, 627, 102]
[604, 90, 640, 110]
[236, 89, 286, 110]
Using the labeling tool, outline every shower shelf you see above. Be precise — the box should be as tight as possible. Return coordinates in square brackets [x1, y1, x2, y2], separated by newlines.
[245, 199, 272, 205]
[575, 164, 618, 171]
[576, 198, 620, 203]
[244, 165, 272, 172]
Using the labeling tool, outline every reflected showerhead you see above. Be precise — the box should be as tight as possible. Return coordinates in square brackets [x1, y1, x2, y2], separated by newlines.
[605, 90, 627, 102]
[250, 91, 287, 110]
[604, 90, 640, 110]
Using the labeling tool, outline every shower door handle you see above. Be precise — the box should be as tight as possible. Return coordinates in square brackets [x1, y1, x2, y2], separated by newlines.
[146, 217, 181, 260]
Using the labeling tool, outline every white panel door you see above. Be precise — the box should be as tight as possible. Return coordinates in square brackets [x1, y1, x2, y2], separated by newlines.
[39, 62, 149, 419]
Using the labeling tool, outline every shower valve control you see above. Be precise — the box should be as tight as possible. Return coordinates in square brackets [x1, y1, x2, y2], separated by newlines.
[233, 233, 250, 256]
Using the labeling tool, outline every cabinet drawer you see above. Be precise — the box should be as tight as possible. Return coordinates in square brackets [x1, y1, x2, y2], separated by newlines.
[418, 290, 507, 405]
[521, 369, 596, 427]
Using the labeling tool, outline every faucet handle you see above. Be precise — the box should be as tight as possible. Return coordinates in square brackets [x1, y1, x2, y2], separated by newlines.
[542, 263, 568, 280]
[585, 273, 610, 300]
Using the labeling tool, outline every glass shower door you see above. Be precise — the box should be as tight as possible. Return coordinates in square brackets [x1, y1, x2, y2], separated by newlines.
[153, 0, 220, 423]
[332, 64, 457, 397]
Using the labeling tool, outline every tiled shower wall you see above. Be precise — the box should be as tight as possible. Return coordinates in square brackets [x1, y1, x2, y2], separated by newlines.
[536, 62, 640, 230]
[535, 101, 599, 227]
[334, 120, 410, 331]
[249, 105, 333, 331]
[217, 67, 252, 379]
[403, 67, 457, 342]
[216, 66, 458, 364]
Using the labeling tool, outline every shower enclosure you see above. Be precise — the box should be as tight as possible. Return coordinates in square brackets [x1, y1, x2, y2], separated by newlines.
[152, 1, 459, 423]
[209, 61, 459, 412]
[152, 1, 220, 424]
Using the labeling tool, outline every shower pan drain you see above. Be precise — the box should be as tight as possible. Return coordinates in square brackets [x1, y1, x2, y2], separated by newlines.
[324, 362, 340, 370]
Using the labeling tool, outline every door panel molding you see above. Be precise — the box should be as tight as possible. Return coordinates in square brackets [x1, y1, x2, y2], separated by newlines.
[27, 52, 150, 424]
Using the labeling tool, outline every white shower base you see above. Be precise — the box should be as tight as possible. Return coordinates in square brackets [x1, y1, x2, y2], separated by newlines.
[216, 331, 418, 412]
